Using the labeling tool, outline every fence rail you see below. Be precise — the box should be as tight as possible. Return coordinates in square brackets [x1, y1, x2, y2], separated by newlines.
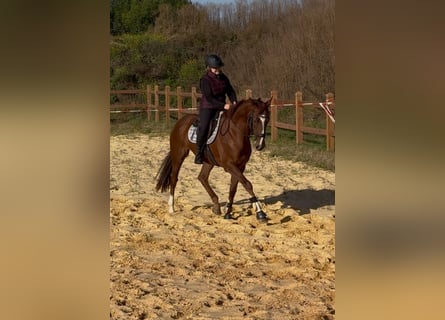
[110, 85, 335, 151]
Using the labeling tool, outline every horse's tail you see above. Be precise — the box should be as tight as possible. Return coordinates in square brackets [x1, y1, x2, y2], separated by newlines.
[155, 152, 172, 193]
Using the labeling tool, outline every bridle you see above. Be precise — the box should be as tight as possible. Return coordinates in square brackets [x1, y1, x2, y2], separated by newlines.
[248, 112, 268, 139]
[222, 102, 269, 139]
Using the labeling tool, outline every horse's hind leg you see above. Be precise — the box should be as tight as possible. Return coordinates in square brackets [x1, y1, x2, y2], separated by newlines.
[168, 148, 189, 213]
[197, 163, 221, 215]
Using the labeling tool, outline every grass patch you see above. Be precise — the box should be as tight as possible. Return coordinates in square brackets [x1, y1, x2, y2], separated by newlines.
[266, 128, 334, 171]
[267, 140, 334, 171]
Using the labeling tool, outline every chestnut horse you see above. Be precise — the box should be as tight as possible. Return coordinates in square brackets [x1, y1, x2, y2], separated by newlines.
[155, 98, 271, 221]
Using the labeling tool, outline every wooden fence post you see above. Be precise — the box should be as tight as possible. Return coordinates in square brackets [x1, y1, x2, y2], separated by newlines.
[191, 86, 197, 111]
[154, 85, 159, 123]
[177, 86, 183, 119]
[146, 85, 151, 121]
[295, 91, 303, 144]
[326, 92, 335, 151]
[245, 89, 252, 99]
[165, 86, 171, 126]
[270, 90, 278, 141]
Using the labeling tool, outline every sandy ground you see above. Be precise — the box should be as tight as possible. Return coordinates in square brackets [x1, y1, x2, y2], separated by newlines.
[110, 134, 335, 319]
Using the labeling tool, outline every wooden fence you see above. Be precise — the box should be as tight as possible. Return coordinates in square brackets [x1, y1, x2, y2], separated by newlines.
[110, 85, 335, 151]
[269, 90, 335, 151]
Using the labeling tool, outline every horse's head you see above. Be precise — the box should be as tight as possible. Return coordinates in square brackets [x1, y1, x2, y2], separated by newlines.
[250, 97, 271, 151]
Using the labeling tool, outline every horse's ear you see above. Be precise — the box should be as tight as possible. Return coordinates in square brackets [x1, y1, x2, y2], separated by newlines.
[265, 97, 273, 107]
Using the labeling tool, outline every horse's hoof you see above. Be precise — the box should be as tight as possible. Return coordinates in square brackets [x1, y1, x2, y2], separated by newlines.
[224, 213, 233, 219]
[256, 211, 268, 222]
[212, 207, 222, 215]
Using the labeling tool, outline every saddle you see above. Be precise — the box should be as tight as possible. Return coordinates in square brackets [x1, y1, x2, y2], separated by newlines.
[188, 111, 223, 144]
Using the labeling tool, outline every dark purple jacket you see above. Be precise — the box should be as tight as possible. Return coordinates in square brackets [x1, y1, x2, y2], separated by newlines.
[199, 71, 237, 110]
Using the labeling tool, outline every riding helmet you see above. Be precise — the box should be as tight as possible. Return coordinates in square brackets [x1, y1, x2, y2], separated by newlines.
[205, 54, 224, 68]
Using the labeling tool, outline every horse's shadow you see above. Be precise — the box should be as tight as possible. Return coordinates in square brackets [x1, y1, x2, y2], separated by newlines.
[195, 189, 335, 220]
[262, 189, 335, 215]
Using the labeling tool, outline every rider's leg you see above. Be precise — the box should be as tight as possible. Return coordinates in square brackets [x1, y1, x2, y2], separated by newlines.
[195, 108, 216, 164]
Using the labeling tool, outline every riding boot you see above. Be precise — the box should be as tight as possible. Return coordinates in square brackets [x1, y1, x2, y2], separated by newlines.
[194, 137, 206, 164]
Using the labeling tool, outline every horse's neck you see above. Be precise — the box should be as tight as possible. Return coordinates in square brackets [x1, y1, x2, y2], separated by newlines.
[230, 106, 251, 134]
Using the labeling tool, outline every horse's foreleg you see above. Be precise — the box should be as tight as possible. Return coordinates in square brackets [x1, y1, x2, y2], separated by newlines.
[249, 195, 268, 221]
[226, 165, 268, 222]
[197, 164, 221, 215]
[224, 164, 245, 219]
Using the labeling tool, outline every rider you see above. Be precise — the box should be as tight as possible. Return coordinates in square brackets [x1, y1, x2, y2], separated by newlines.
[195, 54, 237, 164]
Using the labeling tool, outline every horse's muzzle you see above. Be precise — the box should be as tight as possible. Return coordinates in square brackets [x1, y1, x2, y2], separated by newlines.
[255, 138, 266, 151]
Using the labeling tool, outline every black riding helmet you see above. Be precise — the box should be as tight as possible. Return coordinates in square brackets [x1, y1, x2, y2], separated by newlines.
[205, 54, 224, 68]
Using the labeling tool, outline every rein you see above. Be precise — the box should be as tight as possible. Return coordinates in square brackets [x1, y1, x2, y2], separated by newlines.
[221, 101, 268, 139]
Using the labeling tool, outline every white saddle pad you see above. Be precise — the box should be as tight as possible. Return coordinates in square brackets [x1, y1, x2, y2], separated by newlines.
[188, 111, 223, 144]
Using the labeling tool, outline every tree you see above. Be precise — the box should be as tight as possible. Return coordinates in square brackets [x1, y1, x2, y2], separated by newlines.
[110, 0, 191, 35]
[110, 0, 335, 101]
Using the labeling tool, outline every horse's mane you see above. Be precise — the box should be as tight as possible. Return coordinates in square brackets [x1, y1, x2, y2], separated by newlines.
[226, 98, 262, 119]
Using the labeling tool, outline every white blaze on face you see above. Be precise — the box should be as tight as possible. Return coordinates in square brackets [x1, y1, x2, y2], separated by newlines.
[258, 114, 266, 147]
